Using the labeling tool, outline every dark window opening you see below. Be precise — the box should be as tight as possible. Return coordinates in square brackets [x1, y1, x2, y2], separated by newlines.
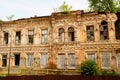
[4, 32, 8, 44]
[100, 21, 109, 40]
[2, 55, 7, 67]
[16, 31, 21, 44]
[29, 36, 33, 43]
[68, 27, 75, 41]
[71, 32, 74, 41]
[14, 54, 20, 66]
[87, 26, 94, 41]
[28, 30, 34, 44]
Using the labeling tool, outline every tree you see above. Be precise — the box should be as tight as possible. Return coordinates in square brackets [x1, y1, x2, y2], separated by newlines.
[59, 2, 72, 13]
[88, 0, 120, 13]
[88, 0, 120, 38]
[114, 0, 120, 12]
[80, 60, 99, 75]
[0, 18, 3, 26]
[6, 14, 14, 21]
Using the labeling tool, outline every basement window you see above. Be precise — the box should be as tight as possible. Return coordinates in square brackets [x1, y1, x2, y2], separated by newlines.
[86, 25, 94, 41]
[68, 27, 74, 42]
[2, 55, 7, 67]
[16, 31, 21, 44]
[4, 32, 8, 45]
[100, 21, 109, 40]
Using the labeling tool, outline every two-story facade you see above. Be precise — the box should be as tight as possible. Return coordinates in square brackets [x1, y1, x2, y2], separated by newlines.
[0, 10, 119, 75]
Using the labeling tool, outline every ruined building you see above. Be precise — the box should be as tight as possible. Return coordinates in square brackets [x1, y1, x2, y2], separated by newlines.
[0, 10, 119, 75]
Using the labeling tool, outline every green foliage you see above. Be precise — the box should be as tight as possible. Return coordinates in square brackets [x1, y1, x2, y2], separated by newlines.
[0, 18, 2, 21]
[101, 70, 118, 76]
[6, 14, 14, 21]
[59, 2, 72, 14]
[88, 0, 120, 13]
[80, 60, 99, 75]
[0, 20, 2, 22]
[115, 0, 120, 11]
[0, 19, 3, 26]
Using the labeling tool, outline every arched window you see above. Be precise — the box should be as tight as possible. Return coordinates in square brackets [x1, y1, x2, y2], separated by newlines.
[59, 28, 65, 42]
[68, 27, 74, 41]
[100, 21, 109, 40]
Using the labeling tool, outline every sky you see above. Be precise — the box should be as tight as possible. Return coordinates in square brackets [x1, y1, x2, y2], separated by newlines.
[0, 0, 89, 21]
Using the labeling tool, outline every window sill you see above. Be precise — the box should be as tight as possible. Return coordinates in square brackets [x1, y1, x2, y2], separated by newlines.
[101, 67, 111, 70]
[1, 67, 7, 68]
[12, 66, 20, 68]
[3, 44, 8, 46]
[87, 41, 95, 43]
[27, 43, 34, 45]
[54, 41, 79, 45]
[67, 67, 76, 69]
[15, 43, 21, 45]
[57, 67, 66, 69]
[41, 43, 48, 45]
[26, 66, 33, 68]
[40, 67, 47, 69]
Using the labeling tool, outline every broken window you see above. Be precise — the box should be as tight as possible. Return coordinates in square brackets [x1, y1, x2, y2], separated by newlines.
[86, 26, 94, 41]
[59, 28, 65, 42]
[4, 32, 8, 45]
[28, 30, 34, 44]
[41, 29, 48, 44]
[16, 31, 21, 44]
[14, 54, 20, 66]
[27, 54, 33, 67]
[57, 53, 65, 68]
[2, 55, 7, 67]
[68, 53, 76, 68]
[68, 27, 74, 41]
[100, 21, 109, 40]
[40, 53, 47, 68]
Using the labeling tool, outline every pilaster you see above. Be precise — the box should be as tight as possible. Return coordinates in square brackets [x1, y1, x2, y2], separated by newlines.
[21, 29, 28, 45]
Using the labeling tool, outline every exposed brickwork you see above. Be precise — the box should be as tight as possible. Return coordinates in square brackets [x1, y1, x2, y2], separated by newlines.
[0, 10, 119, 75]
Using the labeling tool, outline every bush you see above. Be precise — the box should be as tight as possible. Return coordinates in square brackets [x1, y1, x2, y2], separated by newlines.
[101, 70, 118, 76]
[80, 60, 99, 75]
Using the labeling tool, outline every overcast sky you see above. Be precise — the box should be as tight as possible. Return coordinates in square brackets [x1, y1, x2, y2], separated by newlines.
[0, 0, 89, 21]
